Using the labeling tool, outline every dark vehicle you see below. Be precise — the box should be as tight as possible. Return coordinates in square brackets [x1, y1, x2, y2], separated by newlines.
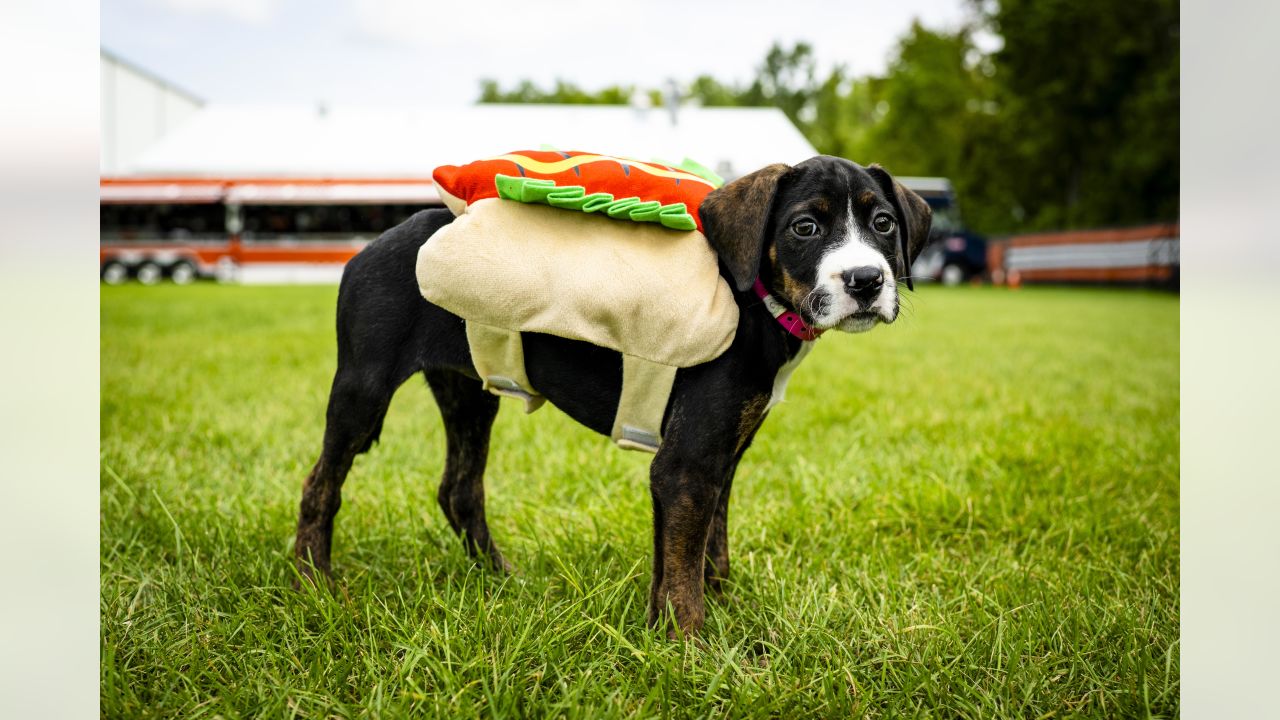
[901, 177, 986, 286]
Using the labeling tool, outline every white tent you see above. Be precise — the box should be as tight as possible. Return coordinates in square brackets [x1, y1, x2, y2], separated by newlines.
[122, 104, 818, 182]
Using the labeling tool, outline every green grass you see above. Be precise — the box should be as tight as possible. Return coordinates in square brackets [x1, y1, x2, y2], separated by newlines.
[101, 284, 1179, 718]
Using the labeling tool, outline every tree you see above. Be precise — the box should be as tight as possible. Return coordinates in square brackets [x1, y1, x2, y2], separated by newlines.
[686, 75, 742, 107]
[479, 78, 645, 105]
[977, 0, 1179, 230]
[844, 24, 993, 175]
[754, 42, 820, 129]
[825, 23, 1016, 233]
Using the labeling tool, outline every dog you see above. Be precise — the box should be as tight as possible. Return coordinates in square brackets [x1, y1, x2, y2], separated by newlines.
[294, 155, 932, 636]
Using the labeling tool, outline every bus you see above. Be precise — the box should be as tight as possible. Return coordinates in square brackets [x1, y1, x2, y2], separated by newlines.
[100, 178, 440, 284]
[901, 177, 988, 286]
[988, 223, 1179, 289]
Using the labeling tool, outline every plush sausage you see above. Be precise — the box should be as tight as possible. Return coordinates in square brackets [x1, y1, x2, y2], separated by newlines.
[433, 150, 722, 233]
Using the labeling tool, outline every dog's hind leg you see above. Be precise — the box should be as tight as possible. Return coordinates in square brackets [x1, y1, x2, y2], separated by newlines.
[295, 363, 399, 582]
[295, 208, 464, 584]
[425, 369, 510, 572]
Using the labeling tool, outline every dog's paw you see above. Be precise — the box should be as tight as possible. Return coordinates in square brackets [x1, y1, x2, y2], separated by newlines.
[491, 549, 515, 573]
[292, 558, 335, 592]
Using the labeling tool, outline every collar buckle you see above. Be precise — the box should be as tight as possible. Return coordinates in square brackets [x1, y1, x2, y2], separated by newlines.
[751, 278, 824, 341]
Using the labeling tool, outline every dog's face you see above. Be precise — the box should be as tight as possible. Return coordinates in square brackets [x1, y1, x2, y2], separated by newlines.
[700, 156, 932, 333]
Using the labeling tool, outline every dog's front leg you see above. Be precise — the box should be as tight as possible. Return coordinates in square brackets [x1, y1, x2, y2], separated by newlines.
[704, 403, 768, 594]
[647, 425, 737, 638]
[647, 457, 724, 637]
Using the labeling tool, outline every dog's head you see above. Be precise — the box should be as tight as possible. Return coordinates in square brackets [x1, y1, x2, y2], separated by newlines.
[700, 156, 932, 333]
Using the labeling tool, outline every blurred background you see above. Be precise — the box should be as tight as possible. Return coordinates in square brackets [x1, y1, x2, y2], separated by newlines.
[99, 0, 1178, 288]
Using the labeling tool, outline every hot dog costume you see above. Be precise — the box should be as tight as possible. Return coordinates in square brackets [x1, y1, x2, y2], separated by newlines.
[416, 150, 739, 452]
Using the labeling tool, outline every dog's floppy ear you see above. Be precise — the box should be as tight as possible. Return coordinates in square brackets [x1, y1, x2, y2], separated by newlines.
[867, 164, 932, 291]
[698, 163, 791, 291]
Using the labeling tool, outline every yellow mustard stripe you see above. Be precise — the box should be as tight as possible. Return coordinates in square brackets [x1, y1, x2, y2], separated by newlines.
[487, 153, 716, 188]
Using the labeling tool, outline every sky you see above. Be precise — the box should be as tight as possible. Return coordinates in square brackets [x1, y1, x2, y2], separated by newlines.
[101, 0, 980, 108]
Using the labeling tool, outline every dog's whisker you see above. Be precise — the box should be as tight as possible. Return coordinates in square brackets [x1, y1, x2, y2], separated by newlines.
[803, 288, 824, 322]
[797, 286, 822, 323]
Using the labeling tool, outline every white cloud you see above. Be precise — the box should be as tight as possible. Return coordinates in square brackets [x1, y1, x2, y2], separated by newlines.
[148, 0, 285, 26]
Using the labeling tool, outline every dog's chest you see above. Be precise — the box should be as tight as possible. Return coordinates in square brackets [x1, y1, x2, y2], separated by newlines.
[768, 341, 814, 411]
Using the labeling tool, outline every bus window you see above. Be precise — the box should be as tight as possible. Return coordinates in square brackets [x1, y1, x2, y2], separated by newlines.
[239, 204, 423, 241]
[101, 204, 226, 242]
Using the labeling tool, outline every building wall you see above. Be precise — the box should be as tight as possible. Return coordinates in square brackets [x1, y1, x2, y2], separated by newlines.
[100, 50, 203, 175]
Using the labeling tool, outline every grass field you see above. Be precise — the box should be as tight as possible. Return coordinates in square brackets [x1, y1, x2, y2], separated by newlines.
[101, 284, 1179, 718]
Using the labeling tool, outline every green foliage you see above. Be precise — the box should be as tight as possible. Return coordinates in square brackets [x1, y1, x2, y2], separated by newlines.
[687, 74, 742, 107]
[749, 43, 820, 128]
[474, 2, 1178, 236]
[684, 42, 821, 133]
[826, 23, 998, 227]
[479, 78, 641, 105]
[979, 0, 1180, 231]
[102, 284, 1179, 717]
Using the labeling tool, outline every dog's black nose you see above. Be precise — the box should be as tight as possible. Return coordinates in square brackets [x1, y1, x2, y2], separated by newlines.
[842, 266, 884, 301]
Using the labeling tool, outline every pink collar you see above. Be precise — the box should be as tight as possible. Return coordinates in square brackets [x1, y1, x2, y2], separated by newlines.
[752, 278, 824, 341]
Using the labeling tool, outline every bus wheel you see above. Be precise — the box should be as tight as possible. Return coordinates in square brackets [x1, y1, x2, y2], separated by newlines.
[169, 261, 197, 285]
[101, 261, 129, 285]
[136, 261, 163, 286]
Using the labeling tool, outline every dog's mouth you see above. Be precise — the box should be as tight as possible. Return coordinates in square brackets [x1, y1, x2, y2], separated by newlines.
[835, 311, 884, 333]
[801, 293, 897, 333]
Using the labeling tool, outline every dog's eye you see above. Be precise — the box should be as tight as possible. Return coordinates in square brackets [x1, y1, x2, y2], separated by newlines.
[791, 220, 818, 237]
[872, 215, 896, 234]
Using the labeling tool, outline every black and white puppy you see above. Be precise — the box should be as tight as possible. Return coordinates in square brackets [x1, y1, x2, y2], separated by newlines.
[294, 155, 931, 636]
